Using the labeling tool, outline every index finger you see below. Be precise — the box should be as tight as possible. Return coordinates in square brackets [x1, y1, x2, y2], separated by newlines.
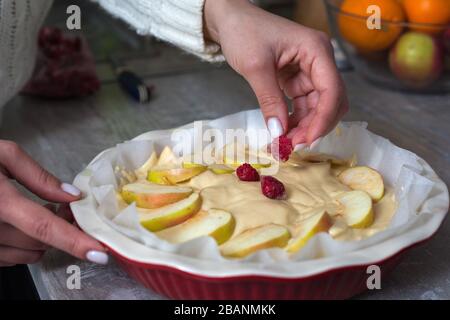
[1, 192, 107, 263]
[305, 54, 345, 144]
[0, 141, 80, 203]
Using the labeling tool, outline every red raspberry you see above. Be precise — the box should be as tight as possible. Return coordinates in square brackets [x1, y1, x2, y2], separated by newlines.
[236, 163, 260, 181]
[261, 176, 286, 200]
[271, 135, 293, 162]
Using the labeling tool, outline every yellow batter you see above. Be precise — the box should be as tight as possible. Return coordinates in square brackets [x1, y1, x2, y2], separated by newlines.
[126, 153, 397, 243]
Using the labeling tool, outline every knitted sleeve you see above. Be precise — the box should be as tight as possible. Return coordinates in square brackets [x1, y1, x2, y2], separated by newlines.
[95, 0, 224, 62]
[0, 0, 53, 116]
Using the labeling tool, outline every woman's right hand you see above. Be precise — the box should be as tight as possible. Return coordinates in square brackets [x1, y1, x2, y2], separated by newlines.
[0, 140, 108, 266]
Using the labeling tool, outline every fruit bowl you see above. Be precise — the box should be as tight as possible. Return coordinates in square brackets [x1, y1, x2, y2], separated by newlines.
[70, 110, 449, 299]
[324, 0, 450, 93]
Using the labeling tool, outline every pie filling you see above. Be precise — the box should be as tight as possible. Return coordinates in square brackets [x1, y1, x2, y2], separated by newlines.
[115, 146, 397, 258]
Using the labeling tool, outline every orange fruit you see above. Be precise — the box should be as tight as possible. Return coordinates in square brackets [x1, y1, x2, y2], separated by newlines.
[338, 0, 406, 52]
[403, 0, 450, 34]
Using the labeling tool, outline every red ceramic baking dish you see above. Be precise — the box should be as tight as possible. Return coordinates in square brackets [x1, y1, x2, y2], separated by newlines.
[70, 111, 449, 300]
[108, 242, 410, 300]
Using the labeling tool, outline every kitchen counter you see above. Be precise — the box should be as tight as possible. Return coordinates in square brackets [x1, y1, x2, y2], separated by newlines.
[0, 2, 449, 301]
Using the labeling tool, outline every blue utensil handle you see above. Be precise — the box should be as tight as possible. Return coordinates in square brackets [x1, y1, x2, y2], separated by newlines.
[117, 70, 152, 103]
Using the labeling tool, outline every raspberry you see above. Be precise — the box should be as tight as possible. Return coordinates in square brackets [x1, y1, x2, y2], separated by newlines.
[261, 176, 286, 200]
[236, 163, 260, 181]
[271, 135, 293, 162]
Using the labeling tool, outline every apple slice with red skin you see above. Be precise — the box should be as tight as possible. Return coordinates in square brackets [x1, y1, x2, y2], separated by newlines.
[121, 182, 192, 209]
[139, 193, 202, 232]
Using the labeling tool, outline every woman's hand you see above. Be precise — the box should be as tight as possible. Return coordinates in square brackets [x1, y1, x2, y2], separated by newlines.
[204, 0, 348, 147]
[0, 140, 107, 266]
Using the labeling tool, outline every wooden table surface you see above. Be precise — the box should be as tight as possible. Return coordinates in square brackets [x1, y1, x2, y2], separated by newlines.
[0, 1, 449, 300]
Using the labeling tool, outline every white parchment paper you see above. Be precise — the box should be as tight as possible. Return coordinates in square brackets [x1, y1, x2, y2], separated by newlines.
[71, 109, 449, 272]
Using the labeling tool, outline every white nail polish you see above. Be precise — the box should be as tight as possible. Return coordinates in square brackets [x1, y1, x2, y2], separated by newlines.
[310, 137, 322, 149]
[294, 143, 308, 152]
[267, 117, 283, 139]
[61, 183, 81, 197]
[86, 250, 109, 265]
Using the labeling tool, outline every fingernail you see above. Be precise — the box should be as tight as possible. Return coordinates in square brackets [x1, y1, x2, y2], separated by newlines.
[61, 183, 81, 197]
[86, 250, 109, 265]
[267, 117, 283, 139]
[310, 137, 322, 149]
[294, 143, 308, 152]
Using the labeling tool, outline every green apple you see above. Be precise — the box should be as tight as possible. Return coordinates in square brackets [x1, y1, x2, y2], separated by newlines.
[389, 32, 444, 87]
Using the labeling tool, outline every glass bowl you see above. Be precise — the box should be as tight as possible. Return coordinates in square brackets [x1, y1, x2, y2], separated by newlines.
[324, 0, 450, 93]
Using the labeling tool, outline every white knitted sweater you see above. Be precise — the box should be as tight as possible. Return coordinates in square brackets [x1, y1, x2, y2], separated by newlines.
[0, 0, 222, 119]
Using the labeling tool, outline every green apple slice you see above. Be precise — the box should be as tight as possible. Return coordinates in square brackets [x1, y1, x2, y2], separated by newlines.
[285, 211, 332, 253]
[336, 190, 374, 228]
[121, 182, 192, 209]
[338, 166, 385, 201]
[156, 209, 235, 244]
[208, 164, 235, 174]
[220, 143, 272, 169]
[147, 166, 207, 185]
[139, 193, 201, 232]
[182, 162, 207, 169]
[300, 153, 348, 166]
[156, 146, 178, 167]
[224, 155, 272, 169]
[134, 151, 157, 177]
[220, 224, 291, 258]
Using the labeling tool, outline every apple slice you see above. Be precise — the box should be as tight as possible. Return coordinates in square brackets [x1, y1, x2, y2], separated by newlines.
[182, 161, 206, 169]
[134, 151, 157, 177]
[220, 143, 272, 169]
[156, 209, 235, 244]
[335, 190, 373, 228]
[121, 182, 192, 209]
[224, 155, 272, 169]
[220, 224, 291, 258]
[300, 153, 348, 166]
[156, 146, 178, 167]
[338, 166, 384, 201]
[285, 211, 332, 253]
[181, 153, 208, 169]
[208, 164, 235, 174]
[147, 166, 207, 185]
[331, 165, 349, 177]
[139, 193, 201, 232]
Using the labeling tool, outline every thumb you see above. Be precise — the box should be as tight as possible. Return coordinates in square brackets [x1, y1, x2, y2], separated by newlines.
[244, 63, 288, 139]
